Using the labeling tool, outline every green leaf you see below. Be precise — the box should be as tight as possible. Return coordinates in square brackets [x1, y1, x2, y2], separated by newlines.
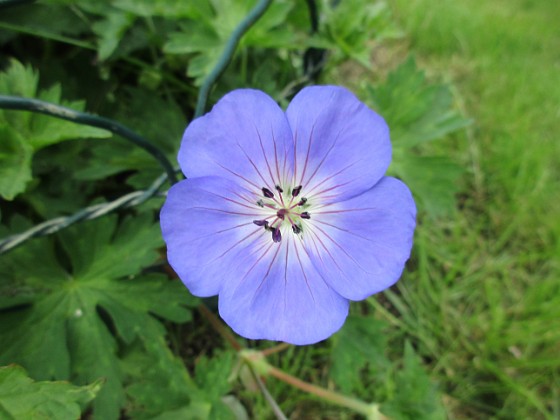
[0, 59, 111, 199]
[381, 342, 446, 420]
[194, 352, 234, 402]
[0, 3, 89, 41]
[121, 331, 234, 419]
[113, 0, 212, 19]
[369, 57, 471, 148]
[91, 10, 136, 61]
[321, 0, 403, 66]
[366, 56, 471, 217]
[163, 0, 298, 85]
[120, 318, 196, 419]
[0, 125, 33, 200]
[0, 215, 195, 419]
[74, 87, 185, 187]
[367, 57, 471, 148]
[330, 315, 390, 393]
[194, 352, 237, 420]
[390, 154, 465, 218]
[0, 365, 101, 420]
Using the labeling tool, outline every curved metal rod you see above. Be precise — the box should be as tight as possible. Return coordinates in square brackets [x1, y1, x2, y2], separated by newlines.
[194, 0, 273, 118]
[0, 95, 178, 185]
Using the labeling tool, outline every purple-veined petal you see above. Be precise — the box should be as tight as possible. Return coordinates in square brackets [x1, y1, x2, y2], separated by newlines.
[286, 86, 391, 203]
[218, 234, 349, 345]
[160, 176, 269, 297]
[303, 177, 416, 301]
[179, 89, 294, 191]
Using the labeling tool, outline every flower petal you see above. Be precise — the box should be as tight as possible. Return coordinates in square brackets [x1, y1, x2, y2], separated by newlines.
[179, 89, 294, 190]
[303, 177, 416, 301]
[160, 176, 268, 297]
[218, 234, 349, 345]
[286, 86, 391, 203]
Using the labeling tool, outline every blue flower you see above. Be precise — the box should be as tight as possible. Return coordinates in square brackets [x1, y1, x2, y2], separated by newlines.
[161, 86, 416, 345]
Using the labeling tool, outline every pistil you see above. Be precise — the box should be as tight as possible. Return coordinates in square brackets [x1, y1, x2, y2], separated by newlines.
[255, 184, 312, 243]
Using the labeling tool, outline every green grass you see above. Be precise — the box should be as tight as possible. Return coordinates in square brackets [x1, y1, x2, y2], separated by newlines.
[377, 0, 560, 418]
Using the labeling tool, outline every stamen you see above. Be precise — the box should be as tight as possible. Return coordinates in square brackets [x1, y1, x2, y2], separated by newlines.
[253, 220, 269, 227]
[275, 185, 283, 193]
[300, 212, 311, 219]
[256, 199, 264, 207]
[298, 197, 308, 206]
[292, 185, 302, 197]
[272, 227, 282, 243]
[262, 187, 274, 198]
[292, 224, 302, 234]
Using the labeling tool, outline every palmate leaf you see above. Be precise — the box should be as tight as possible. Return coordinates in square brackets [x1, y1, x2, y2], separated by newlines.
[0, 365, 102, 420]
[391, 153, 465, 218]
[381, 342, 446, 420]
[330, 315, 390, 394]
[0, 215, 195, 420]
[367, 57, 471, 149]
[123, 338, 238, 420]
[0, 59, 111, 199]
[367, 56, 471, 217]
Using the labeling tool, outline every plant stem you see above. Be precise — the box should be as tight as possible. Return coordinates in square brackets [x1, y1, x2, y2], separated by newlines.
[246, 363, 288, 420]
[197, 304, 242, 351]
[265, 364, 386, 419]
[261, 342, 291, 356]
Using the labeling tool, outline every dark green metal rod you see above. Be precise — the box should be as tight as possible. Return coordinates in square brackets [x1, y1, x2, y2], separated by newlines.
[194, 0, 273, 118]
[0, 95, 178, 185]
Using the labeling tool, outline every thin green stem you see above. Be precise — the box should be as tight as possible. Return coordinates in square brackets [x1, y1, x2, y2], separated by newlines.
[0, 95, 178, 185]
[266, 365, 383, 418]
[240, 350, 387, 419]
[246, 363, 288, 420]
[261, 342, 291, 357]
[0, 21, 93, 49]
[194, 0, 273, 118]
[198, 304, 243, 351]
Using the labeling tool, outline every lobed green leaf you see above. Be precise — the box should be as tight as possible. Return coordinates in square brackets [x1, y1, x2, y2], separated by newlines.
[0, 365, 101, 420]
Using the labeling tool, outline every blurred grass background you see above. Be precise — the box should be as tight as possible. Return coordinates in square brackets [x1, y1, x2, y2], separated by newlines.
[379, 0, 560, 417]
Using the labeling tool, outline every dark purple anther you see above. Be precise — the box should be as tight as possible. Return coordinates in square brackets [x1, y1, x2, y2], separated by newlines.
[298, 197, 308, 206]
[275, 185, 283, 193]
[300, 212, 311, 219]
[253, 220, 269, 227]
[262, 187, 274, 198]
[292, 224, 302, 234]
[292, 185, 302, 197]
[272, 227, 282, 243]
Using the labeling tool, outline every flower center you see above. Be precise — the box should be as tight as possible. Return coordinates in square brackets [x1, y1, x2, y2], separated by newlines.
[253, 184, 311, 243]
